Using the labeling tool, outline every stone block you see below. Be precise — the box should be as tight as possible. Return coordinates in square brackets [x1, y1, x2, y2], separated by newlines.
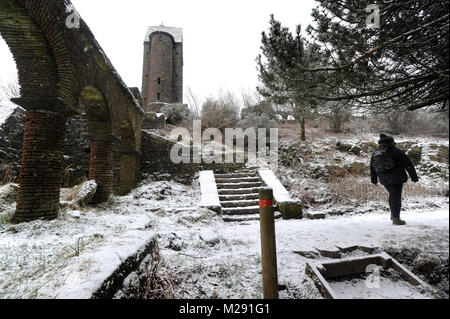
[278, 200, 303, 219]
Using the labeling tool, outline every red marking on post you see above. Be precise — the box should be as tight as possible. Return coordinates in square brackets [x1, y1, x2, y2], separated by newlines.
[260, 199, 273, 208]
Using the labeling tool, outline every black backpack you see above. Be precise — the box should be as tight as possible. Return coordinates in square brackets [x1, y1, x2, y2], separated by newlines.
[373, 147, 397, 174]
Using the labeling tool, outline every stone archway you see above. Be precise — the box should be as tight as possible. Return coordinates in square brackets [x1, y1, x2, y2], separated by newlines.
[79, 86, 115, 203]
[0, 0, 143, 222]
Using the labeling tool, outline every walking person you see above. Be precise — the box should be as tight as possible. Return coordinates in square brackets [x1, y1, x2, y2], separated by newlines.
[370, 134, 419, 225]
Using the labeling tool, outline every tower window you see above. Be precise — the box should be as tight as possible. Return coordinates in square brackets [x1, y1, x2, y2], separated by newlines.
[158, 77, 161, 85]
[157, 93, 160, 101]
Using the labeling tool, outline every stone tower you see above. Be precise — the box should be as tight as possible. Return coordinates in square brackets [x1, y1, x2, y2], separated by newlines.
[142, 25, 183, 111]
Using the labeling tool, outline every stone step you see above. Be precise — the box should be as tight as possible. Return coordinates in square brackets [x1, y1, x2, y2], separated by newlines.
[215, 172, 257, 179]
[219, 194, 259, 201]
[215, 177, 261, 184]
[223, 212, 282, 222]
[221, 199, 260, 208]
[235, 169, 258, 174]
[217, 187, 261, 195]
[222, 206, 260, 215]
[216, 182, 263, 190]
[223, 214, 261, 222]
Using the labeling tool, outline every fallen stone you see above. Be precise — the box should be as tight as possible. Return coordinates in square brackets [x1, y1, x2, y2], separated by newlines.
[278, 201, 303, 219]
[306, 212, 326, 220]
[75, 180, 97, 207]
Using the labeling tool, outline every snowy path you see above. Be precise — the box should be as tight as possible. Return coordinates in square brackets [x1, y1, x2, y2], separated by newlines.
[1, 177, 447, 299]
[159, 205, 449, 299]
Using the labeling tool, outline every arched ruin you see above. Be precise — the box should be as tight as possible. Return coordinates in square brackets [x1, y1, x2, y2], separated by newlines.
[0, 0, 143, 222]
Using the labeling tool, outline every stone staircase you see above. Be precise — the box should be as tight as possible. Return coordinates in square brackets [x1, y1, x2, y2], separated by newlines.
[215, 167, 282, 222]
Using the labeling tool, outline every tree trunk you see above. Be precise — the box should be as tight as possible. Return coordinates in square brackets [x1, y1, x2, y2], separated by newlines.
[300, 117, 306, 141]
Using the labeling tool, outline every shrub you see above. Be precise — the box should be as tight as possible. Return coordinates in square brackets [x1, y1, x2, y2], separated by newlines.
[201, 97, 240, 132]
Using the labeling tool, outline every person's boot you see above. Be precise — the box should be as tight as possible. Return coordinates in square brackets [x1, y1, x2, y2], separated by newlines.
[392, 218, 406, 226]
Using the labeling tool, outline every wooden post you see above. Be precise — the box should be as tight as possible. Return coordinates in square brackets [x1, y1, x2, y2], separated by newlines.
[259, 187, 279, 299]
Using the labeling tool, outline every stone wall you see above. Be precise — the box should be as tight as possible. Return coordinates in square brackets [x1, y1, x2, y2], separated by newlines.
[141, 130, 198, 184]
[0, 107, 26, 181]
[64, 105, 90, 186]
[142, 112, 166, 130]
[141, 130, 246, 184]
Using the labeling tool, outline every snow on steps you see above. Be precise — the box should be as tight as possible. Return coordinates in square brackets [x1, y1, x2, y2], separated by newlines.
[215, 177, 261, 183]
[199, 170, 221, 213]
[258, 169, 303, 219]
[222, 206, 260, 215]
[220, 193, 259, 201]
[221, 199, 260, 208]
[218, 187, 261, 195]
[216, 182, 263, 189]
[199, 167, 302, 222]
[223, 212, 282, 222]
[215, 168, 267, 222]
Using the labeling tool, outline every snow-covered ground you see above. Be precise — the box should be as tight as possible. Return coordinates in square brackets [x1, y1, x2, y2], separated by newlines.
[1, 122, 448, 299]
[0, 176, 448, 299]
[0, 180, 201, 299]
[158, 202, 449, 299]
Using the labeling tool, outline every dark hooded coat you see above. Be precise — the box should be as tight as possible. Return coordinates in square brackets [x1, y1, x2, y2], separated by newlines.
[370, 134, 419, 186]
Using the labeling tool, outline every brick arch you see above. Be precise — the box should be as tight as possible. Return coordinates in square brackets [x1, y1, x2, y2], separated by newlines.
[0, 0, 78, 113]
[78, 85, 116, 203]
[0, 0, 59, 107]
[1, 0, 143, 222]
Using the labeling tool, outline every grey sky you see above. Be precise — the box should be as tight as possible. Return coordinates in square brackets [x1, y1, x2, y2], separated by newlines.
[0, 0, 317, 105]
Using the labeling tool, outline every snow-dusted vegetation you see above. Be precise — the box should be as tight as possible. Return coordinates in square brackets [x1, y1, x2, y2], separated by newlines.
[1, 122, 448, 299]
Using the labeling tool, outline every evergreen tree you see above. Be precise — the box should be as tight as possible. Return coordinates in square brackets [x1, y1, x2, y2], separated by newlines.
[306, 0, 449, 113]
[256, 15, 320, 141]
[258, 1, 449, 117]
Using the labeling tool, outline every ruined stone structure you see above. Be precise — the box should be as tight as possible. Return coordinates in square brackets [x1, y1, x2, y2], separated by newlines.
[142, 25, 183, 111]
[0, 0, 143, 222]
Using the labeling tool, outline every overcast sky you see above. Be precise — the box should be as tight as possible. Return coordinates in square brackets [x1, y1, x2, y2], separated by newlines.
[0, 0, 317, 105]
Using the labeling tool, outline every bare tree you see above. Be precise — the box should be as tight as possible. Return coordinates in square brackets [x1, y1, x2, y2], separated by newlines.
[240, 88, 263, 107]
[201, 90, 240, 132]
[0, 78, 20, 102]
[185, 86, 200, 119]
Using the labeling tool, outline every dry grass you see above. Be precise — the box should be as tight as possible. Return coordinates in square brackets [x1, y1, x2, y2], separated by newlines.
[60, 184, 82, 202]
[279, 122, 374, 141]
[135, 245, 186, 299]
[328, 177, 441, 205]
[0, 161, 15, 185]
